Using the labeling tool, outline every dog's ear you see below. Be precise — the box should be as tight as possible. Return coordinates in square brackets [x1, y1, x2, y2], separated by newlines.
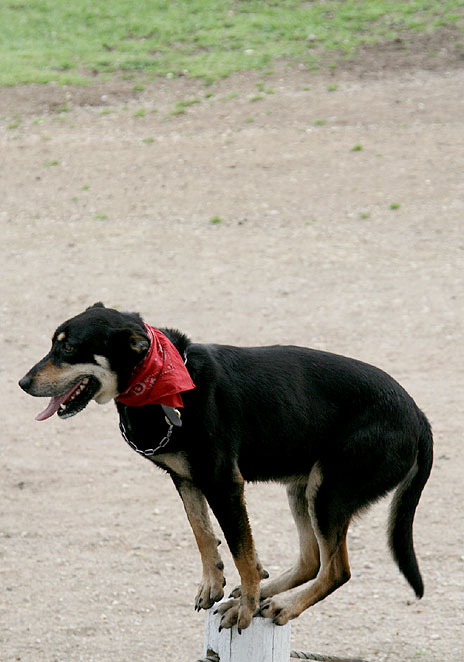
[129, 332, 150, 354]
[87, 301, 105, 310]
[110, 327, 150, 356]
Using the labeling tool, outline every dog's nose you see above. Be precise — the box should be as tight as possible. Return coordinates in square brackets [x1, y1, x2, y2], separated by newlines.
[19, 375, 32, 392]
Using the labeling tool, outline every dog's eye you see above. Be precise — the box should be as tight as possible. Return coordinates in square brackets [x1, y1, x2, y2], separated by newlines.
[63, 343, 73, 353]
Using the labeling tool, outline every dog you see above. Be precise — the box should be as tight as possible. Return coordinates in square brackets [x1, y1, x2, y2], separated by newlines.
[19, 303, 433, 631]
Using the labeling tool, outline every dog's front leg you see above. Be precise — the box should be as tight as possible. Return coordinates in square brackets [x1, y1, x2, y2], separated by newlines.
[203, 471, 261, 632]
[174, 478, 226, 610]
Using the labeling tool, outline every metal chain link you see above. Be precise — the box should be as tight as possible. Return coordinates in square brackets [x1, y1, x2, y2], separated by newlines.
[119, 419, 173, 457]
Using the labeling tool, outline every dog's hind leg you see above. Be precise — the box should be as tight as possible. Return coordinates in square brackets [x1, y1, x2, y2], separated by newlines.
[230, 480, 320, 601]
[260, 480, 321, 599]
[174, 479, 226, 611]
[260, 464, 351, 625]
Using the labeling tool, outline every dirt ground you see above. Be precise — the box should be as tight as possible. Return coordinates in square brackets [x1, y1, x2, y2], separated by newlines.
[1, 46, 463, 662]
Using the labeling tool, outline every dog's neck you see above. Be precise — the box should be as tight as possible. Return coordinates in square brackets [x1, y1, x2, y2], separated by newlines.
[115, 325, 195, 409]
[159, 327, 191, 361]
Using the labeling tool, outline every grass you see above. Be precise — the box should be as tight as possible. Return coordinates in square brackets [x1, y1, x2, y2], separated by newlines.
[0, 1, 463, 86]
[256, 82, 275, 94]
[168, 98, 201, 115]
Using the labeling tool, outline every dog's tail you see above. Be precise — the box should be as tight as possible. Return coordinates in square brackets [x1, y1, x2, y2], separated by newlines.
[388, 413, 433, 598]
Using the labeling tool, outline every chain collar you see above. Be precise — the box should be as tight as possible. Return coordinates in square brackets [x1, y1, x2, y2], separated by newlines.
[119, 419, 174, 458]
[119, 406, 182, 458]
[118, 348, 188, 459]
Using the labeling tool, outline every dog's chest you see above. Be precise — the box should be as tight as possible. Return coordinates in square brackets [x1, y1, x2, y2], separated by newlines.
[151, 452, 192, 478]
[116, 403, 192, 478]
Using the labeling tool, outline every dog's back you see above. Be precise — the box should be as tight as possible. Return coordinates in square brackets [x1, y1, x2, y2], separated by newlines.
[184, 343, 427, 483]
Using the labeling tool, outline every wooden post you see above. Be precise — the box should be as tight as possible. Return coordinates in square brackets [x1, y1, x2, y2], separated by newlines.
[203, 603, 291, 662]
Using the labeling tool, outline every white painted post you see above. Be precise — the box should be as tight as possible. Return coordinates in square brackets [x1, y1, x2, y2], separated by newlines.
[204, 603, 291, 662]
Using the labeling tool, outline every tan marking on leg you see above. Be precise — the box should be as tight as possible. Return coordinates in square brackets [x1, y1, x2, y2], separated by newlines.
[230, 482, 261, 630]
[284, 466, 351, 615]
[220, 543, 261, 631]
[260, 480, 320, 599]
[260, 466, 351, 625]
[260, 526, 351, 625]
[289, 526, 351, 614]
[214, 470, 262, 631]
[177, 482, 225, 610]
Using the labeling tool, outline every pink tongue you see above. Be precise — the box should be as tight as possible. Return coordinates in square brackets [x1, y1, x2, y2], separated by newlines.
[35, 382, 82, 421]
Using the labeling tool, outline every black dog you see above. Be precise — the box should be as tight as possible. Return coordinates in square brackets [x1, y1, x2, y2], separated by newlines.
[19, 303, 433, 631]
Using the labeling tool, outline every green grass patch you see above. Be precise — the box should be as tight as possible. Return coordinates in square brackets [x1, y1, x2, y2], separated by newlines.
[0, 1, 463, 85]
[169, 98, 201, 115]
[178, 98, 201, 107]
[256, 82, 275, 94]
[222, 92, 240, 101]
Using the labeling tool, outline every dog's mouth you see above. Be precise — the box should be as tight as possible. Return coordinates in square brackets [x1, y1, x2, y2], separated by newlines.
[36, 376, 100, 421]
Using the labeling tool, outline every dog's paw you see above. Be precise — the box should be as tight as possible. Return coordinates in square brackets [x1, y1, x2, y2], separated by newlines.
[215, 598, 255, 633]
[214, 597, 238, 616]
[257, 563, 270, 580]
[259, 597, 297, 626]
[228, 585, 241, 599]
[229, 565, 269, 599]
[194, 569, 226, 611]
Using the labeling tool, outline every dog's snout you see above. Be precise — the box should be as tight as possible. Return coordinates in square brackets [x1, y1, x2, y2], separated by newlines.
[19, 375, 33, 392]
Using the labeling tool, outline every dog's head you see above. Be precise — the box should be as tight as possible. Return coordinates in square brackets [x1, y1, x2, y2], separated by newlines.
[19, 303, 150, 421]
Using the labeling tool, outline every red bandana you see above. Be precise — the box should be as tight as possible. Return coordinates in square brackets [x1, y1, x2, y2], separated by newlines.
[115, 324, 195, 408]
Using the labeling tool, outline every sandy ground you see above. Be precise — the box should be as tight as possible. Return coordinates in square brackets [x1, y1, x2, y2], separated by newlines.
[1, 50, 463, 662]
